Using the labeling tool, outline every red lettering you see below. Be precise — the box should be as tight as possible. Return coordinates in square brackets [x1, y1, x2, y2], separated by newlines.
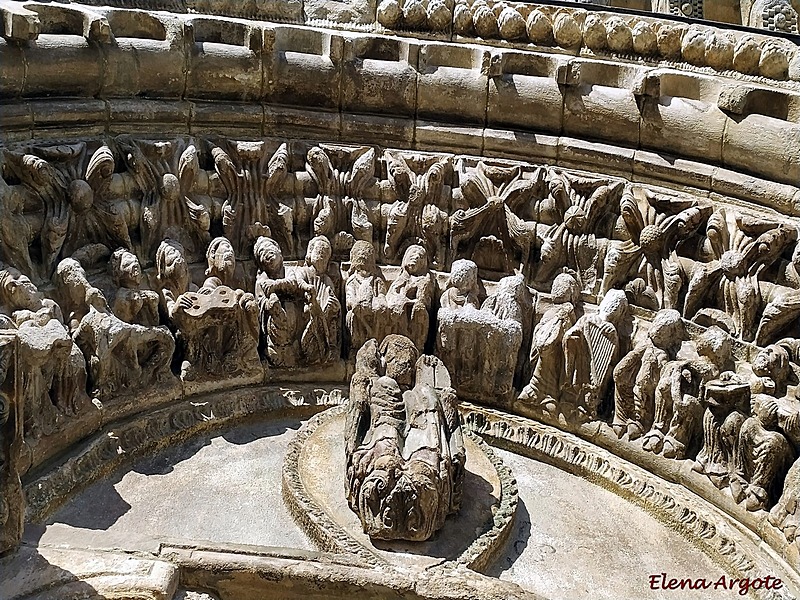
[774, 578, 784, 590]
[714, 576, 728, 590]
[648, 575, 661, 590]
[751, 578, 763, 590]
[667, 578, 679, 590]
[738, 578, 750, 596]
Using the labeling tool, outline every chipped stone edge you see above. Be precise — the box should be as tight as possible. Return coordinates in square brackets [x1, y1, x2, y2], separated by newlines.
[281, 405, 519, 573]
[460, 401, 800, 600]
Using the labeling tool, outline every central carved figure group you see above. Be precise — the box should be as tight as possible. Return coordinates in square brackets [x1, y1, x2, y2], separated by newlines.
[5, 137, 800, 545]
[345, 335, 464, 541]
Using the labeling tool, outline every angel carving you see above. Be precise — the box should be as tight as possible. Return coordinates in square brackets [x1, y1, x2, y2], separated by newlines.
[684, 208, 797, 341]
[0, 157, 37, 280]
[534, 170, 622, 292]
[450, 161, 540, 275]
[382, 151, 449, 267]
[3, 143, 134, 281]
[601, 189, 712, 311]
[212, 141, 291, 258]
[119, 138, 209, 263]
[306, 145, 376, 254]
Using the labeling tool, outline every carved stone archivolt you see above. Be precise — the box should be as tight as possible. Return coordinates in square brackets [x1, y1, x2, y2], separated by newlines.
[4, 131, 800, 573]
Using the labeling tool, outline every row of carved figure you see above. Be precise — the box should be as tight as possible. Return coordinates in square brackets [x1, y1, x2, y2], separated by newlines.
[7, 225, 800, 533]
[518, 271, 800, 542]
[4, 137, 800, 347]
[5, 137, 800, 543]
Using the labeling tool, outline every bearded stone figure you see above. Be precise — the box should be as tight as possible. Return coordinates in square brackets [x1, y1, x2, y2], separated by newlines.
[344, 335, 465, 542]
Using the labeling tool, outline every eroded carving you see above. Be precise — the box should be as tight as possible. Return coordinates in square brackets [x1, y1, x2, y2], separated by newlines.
[345, 334, 464, 541]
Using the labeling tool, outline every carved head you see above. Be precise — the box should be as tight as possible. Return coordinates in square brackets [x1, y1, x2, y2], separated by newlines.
[358, 455, 443, 541]
[551, 273, 579, 305]
[598, 289, 628, 325]
[753, 344, 791, 383]
[305, 235, 332, 273]
[380, 334, 418, 389]
[350, 241, 377, 275]
[205, 237, 236, 283]
[253, 236, 284, 278]
[161, 173, 181, 202]
[0, 265, 43, 311]
[648, 309, 684, 353]
[156, 239, 190, 296]
[109, 248, 142, 288]
[753, 394, 780, 429]
[564, 205, 587, 234]
[68, 179, 94, 214]
[401, 245, 428, 276]
[355, 338, 382, 378]
[449, 259, 478, 294]
[695, 326, 732, 364]
[497, 274, 527, 301]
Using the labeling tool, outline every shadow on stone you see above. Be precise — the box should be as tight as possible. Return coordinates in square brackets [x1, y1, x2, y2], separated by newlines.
[484, 498, 532, 577]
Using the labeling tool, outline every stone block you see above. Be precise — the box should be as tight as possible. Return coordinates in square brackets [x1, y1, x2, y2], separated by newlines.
[416, 43, 488, 125]
[341, 35, 418, 118]
[340, 113, 414, 146]
[414, 121, 484, 153]
[0, 40, 25, 98]
[563, 83, 640, 147]
[557, 137, 635, 178]
[487, 51, 565, 134]
[722, 113, 800, 187]
[107, 99, 192, 134]
[186, 18, 264, 101]
[99, 12, 186, 98]
[483, 128, 559, 163]
[640, 96, 726, 164]
[22, 34, 103, 98]
[265, 27, 342, 111]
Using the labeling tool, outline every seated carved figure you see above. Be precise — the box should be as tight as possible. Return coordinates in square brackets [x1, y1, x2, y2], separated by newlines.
[437, 260, 529, 402]
[344, 334, 465, 541]
[518, 273, 581, 417]
[287, 235, 341, 365]
[644, 326, 735, 460]
[562, 289, 630, 420]
[346, 241, 389, 353]
[385, 245, 434, 350]
[732, 395, 795, 512]
[155, 238, 197, 321]
[168, 237, 260, 382]
[108, 248, 161, 327]
[692, 334, 749, 487]
[255, 235, 338, 368]
[479, 275, 530, 398]
[437, 259, 482, 392]
[612, 309, 684, 440]
[0, 264, 90, 441]
[55, 257, 175, 401]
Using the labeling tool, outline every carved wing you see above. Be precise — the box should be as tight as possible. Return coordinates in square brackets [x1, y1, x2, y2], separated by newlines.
[211, 145, 238, 196]
[385, 150, 414, 200]
[347, 147, 375, 198]
[265, 143, 289, 194]
[178, 144, 200, 196]
[85, 145, 115, 200]
[306, 146, 335, 196]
